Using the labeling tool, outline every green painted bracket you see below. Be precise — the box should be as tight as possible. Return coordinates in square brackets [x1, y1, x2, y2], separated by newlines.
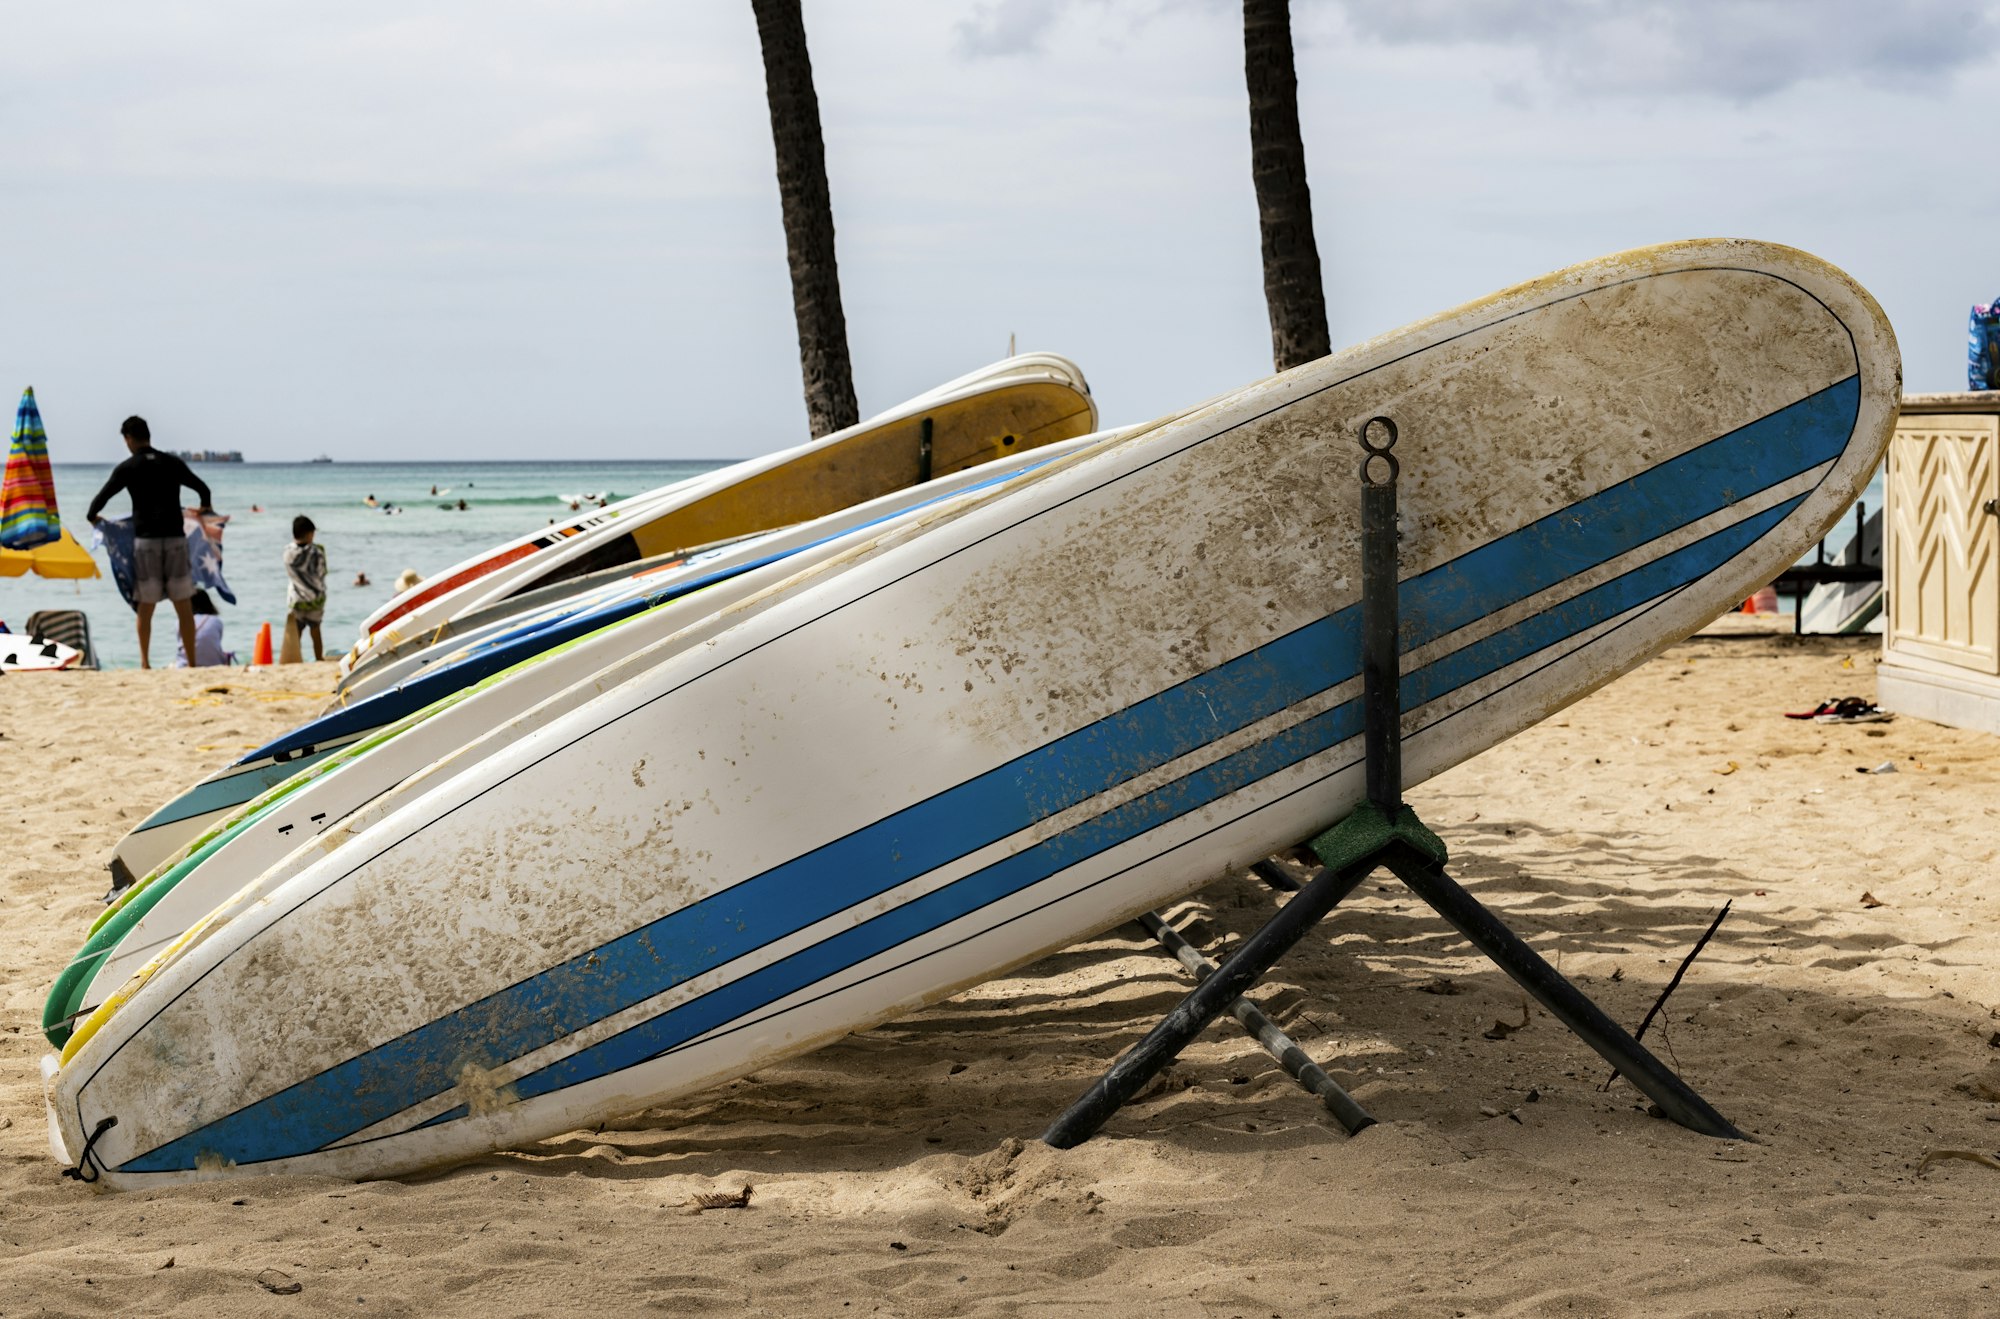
[1308, 799, 1447, 875]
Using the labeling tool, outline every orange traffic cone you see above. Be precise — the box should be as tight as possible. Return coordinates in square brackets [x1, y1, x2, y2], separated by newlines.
[251, 621, 274, 666]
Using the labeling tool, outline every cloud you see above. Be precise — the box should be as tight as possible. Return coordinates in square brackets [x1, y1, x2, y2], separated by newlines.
[953, 0, 1068, 59]
[1324, 0, 2000, 101]
[0, 4, 767, 199]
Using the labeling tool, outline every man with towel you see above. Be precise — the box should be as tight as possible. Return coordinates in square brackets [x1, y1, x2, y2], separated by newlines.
[84, 416, 216, 669]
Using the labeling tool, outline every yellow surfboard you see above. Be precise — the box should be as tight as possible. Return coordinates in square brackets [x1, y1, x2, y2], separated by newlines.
[587, 378, 1096, 577]
[350, 355, 1097, 664]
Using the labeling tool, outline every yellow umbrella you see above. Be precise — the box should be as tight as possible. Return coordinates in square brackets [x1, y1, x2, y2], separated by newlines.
[0, 525, 100, 579]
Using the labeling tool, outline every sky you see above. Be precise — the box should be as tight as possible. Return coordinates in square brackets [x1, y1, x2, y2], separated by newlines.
[2, 0, 1996, 463]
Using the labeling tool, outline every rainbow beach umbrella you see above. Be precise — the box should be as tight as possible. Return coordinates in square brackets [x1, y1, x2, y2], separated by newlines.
[0, 527, 98, 579]
[1, 387, 60, 549]
[0, 387, 97, 580]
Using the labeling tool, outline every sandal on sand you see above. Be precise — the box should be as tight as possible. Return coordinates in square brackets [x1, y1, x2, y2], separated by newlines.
[1786, 696, 1890, 723]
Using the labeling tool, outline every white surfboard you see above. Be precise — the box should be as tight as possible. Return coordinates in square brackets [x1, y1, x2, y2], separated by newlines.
[333, 550, 734, 705]
[333, 542, 748, 706]
[47, 241, 1899, 1188]
[102, 372, 1091, 893]
[0, 634, 81, 672]
[53, 434, 1119, 1039]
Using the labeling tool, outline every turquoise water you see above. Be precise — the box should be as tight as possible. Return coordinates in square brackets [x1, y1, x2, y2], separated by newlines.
[1, 461, 727, 669]
[5, 458, 1888, 666]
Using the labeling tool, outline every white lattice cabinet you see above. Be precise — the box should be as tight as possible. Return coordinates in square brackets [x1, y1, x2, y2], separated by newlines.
[1878, 393, 2000, 734]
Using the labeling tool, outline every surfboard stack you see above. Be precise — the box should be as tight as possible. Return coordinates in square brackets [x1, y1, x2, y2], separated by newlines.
[88, 355, 1101, 896]
[43, 242, 1898, 1190]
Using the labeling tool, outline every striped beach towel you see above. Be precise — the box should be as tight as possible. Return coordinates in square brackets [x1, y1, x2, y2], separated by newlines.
[0, 387, 59, 550]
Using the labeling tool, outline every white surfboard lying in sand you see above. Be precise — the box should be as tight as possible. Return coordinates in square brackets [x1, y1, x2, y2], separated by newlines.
[100, 365, 1092, 893]
[47, 240, 1899, 1188]
[55, 435, 1116, 1038]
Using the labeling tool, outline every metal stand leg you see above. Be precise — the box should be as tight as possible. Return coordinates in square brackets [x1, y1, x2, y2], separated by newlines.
[1043, 858, 1376, 1148]
[1249, 859, 1301, 893]
[1041, 413, 1744, 1149]
[1137, 912, 1375, 1134]
[1383, 850, 1741, 1138]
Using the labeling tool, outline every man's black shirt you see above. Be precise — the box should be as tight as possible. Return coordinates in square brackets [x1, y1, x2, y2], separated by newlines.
[86, 448, 212, 538]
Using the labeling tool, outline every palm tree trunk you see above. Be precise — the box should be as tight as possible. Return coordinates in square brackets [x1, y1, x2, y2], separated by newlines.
[1244, 0, 1330, 372]
[752, 0, 859, 438]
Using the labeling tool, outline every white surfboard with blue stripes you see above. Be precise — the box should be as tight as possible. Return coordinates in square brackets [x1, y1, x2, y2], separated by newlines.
[47, 240, 1898, 1188]
[59, 436, 1111, 1036]
[97, 436, 1106, 890]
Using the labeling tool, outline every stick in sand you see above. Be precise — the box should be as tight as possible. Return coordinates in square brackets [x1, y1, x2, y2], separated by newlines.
[1601, 899, 1733, 1092]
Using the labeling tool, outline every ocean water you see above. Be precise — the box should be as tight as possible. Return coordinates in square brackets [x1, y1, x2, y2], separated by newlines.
[1, 460, 727, 669]
[4, 457, 1889, 667]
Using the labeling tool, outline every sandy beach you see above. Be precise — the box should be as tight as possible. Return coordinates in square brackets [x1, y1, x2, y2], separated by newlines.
[4, 626, 1999, 1316]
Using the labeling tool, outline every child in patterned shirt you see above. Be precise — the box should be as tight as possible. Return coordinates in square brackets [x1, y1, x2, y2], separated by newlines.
[283, 514, 328, 663]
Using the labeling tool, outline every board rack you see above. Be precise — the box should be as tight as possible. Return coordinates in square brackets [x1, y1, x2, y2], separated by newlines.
[1043, 415, 1743, 1148]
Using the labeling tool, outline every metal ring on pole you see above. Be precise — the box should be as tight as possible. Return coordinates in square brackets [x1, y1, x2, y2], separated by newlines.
[1359, 415, 1399, 486]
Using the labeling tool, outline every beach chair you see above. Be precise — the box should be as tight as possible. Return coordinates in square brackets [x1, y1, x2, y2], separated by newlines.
[26, 610, 97, 670]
